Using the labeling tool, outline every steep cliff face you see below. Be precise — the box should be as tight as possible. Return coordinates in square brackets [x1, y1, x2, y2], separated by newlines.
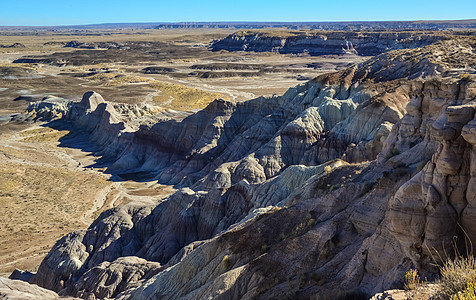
[111, 77, 476, 300]
[15, 36, 476, 299]
[211, 30, 451, 56]
[365, 78, 476, 283]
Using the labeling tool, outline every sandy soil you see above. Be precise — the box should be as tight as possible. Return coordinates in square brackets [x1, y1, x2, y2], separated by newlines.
[0, 124, 175, 276]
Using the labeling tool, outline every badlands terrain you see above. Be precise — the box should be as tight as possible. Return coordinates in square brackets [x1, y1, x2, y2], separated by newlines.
[0, 23, 476, 299]
[0, 27, 361, 277]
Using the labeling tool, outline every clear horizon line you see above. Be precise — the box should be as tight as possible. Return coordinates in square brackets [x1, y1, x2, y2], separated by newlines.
[1, 18, 475, 28]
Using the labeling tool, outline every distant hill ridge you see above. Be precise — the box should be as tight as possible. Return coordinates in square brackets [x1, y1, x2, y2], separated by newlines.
[0, 20, 475, 31]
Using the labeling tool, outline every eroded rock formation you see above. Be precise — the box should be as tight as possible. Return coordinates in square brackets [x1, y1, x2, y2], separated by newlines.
[210, 30, 455, 56]
[0, 277, 78, 299]
[5, 35, 476, 299]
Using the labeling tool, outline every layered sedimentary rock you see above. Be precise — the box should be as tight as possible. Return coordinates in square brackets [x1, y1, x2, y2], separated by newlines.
[60, 257, 161, 299]
[9, 36, 476, 299]
[155, 21, 476, 31]
[114, 78, 476, 300]
[211, 30, 453, 56]
[0, 277, 78, 299]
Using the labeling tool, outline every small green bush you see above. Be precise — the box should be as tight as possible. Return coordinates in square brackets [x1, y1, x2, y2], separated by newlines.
[223, 255, 231, 269]
[386, 147, 400, 159]
[359, 180, 375, 196]
[417, 161, 427, 171]
[320, 249, 329, 260]
[451, 282, 476, 300]
[261, 244, 268, 253]
[308, 218, 316, 227]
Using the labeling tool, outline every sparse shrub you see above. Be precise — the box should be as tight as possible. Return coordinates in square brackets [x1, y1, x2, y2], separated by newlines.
[308, 218, 316, 227]
[287, 277, 294, 289]
[320, 249, 329, 260]
[261, 244, 268, 253]
[439, 256, 476, 298]
[223, 255, 231, 269]
[311, 271, 322, 285]
[417, 161, 427, 171]
[396, 162, 407, 169]
[297, 272, 305, 288]
[392, 147, 400, 156]
[386, 147, 400, 159]
[359, 180, 375, 197]
[329, 184, 341, 192]
[404, 269, 420, 290]
[324, 165, 332, 173]
[451, 282, 476, 300]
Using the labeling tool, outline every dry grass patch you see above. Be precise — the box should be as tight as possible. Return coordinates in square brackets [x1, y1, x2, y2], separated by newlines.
[0, 144, 63, 165]
[20, 127, 69, 143]
[84, 72, 153, 86]
[0, 178, 19, 192]
[438, 256, 476, 299]
[85, 73, 227, 109]
[403, 254, 476, 299]
[75, 63, 116, 71]
[85, 72, 119, 81]
[0, 162, 111, 274]
[149, 81, 226, 110]
[106, 75, 152, 86]
[19, 127, 52, 136]
[0, 63, 39, 70]
[451, 282, 476, 300]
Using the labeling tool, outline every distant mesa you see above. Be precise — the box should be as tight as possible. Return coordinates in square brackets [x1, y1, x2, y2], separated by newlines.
[43, 41, 67, 47]
[0, 42, 25, 48]
[64, 40, 83, 48]
[142, 66, 177, 74]
[154, 20, 476, 30]
[210, 30, 457, 56]
[0, 20, 475, 32]
[64, 40, 129, 49]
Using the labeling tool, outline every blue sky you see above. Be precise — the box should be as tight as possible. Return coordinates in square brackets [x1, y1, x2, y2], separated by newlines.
[0, 0, 475, 26]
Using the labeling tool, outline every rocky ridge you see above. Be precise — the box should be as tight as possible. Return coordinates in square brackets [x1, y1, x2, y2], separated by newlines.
[4, 36, 476, 299]
[155, 20, 476, 31]
[0, 277, 78, 299]
[0, 43, 25, 48]
[210, 30, 472, 56]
